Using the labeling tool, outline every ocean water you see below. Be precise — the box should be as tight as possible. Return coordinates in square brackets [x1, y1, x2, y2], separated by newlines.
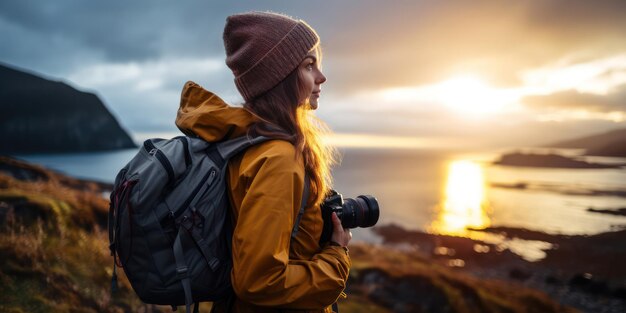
[333, 148, 626, 236]
[15, 145, 626, 260]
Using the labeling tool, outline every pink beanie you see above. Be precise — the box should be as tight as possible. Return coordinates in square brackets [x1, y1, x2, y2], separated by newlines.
[223, 11, 320, 101]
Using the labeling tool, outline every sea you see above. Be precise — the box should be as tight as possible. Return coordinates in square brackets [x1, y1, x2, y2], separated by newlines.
[14, 141, 626, 262]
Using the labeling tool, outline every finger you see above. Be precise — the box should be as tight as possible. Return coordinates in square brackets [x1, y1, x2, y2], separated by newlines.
[331, 212, 343, 232]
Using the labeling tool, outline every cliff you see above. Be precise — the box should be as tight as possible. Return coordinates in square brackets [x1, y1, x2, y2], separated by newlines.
[0, 63, 136, 154]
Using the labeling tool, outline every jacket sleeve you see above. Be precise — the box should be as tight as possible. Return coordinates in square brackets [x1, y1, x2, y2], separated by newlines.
[230, 143, 351, 309]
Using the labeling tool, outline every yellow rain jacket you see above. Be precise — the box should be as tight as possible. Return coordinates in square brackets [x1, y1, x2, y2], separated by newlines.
[175, 81, 351, 313]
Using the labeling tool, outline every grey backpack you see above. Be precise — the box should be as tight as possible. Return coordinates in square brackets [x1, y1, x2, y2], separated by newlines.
[108, 135, 309, 312]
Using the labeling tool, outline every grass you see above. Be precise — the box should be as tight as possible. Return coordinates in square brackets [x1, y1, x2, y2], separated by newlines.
[0, 171, 143, 312]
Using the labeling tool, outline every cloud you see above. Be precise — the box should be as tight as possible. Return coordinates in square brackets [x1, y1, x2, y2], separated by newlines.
[67, 58, 223, 91]
[520, 54, 626, 95]
[0, 1, 225, 62]
[2, 0, 626, 146]
[317, 0, 626, 93]
[522, 85, 626, 114]
[4, 0, 626, 92]
[0, 1, 316, 66]
[63, 56, 239, 133]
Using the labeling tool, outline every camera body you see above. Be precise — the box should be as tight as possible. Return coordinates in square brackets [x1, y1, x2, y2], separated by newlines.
[319, 190, 380, 245]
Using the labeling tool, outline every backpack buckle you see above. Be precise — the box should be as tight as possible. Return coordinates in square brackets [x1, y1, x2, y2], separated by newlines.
[108, 242, 116, 255]
[180, 215, 194, 230]
[176, 266, 188, 278]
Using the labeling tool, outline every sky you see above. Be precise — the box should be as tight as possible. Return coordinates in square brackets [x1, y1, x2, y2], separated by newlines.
[2, 0, 626, 149]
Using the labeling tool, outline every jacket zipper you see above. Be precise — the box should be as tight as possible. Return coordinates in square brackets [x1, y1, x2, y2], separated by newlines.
[172, 168, 217, 219]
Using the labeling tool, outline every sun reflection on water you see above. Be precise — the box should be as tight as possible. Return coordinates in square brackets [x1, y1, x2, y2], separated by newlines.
[430, 160, 491, 235]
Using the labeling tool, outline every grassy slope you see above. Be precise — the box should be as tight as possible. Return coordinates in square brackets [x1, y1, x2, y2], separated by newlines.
[0, 165, 148, 312]
[0, 157, 577, 313]
[340, 244, 577, 313]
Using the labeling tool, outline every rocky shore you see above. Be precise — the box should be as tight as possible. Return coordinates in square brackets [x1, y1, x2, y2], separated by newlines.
[372, 224, 626, 313]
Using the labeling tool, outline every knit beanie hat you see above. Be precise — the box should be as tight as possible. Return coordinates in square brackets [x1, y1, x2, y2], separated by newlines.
[223, 11, 320, 101]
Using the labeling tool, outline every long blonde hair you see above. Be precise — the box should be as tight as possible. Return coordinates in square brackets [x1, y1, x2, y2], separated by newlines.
[244, 46, 337, 207]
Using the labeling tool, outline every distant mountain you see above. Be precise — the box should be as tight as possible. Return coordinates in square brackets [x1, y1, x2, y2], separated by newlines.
[493, 152, 620, 168]
[545, 128, 626, 157]
[0, 63, 136, 154]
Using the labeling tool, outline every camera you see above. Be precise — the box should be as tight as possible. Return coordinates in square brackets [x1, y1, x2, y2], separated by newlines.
[319, 190, 380, 245]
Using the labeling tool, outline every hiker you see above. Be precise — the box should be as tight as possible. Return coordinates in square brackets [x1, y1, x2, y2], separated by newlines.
[175, 11, 352, 313]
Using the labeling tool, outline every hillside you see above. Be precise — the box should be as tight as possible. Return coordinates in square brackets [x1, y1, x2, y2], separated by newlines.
[493, 152, 620, 168]
[0, 156, 579, 313]
[0, 63, 136, 154]
[545, 128, 626, 157]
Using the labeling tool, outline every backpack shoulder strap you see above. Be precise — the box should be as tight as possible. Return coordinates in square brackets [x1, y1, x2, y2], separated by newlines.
[291, 173, 309, 240]
[217, 135, 271, 161]
[217, 135, 310, 240]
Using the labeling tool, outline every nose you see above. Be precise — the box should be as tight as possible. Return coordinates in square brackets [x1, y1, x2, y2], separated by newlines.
[316, 71, 327, 84]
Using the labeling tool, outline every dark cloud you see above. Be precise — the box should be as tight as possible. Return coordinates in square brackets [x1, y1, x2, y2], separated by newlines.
[522, 85, 626, 113]
[2, 0, 625, 88]
[0, 1, 307, 70]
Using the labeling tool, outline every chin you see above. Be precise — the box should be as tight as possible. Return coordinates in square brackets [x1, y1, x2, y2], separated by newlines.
[301, 98, 318, 110]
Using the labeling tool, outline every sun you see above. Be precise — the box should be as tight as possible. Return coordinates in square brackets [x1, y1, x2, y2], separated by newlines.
[435, 75, 514, 115]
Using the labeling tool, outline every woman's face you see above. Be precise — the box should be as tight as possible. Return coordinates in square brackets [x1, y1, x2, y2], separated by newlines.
[298, 49, 326, 110]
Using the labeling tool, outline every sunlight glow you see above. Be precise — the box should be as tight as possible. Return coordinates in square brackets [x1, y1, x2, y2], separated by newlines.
[370, 54, 626, 123]
[321, 133, 468, 149]
[429, 160, 491, 235]
[378, 75, 522, 116]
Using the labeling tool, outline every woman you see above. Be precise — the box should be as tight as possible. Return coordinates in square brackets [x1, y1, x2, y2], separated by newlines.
[175, 11, 352, 313]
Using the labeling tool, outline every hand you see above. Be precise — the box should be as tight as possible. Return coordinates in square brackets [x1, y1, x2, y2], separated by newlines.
[330, 212, 352, 247]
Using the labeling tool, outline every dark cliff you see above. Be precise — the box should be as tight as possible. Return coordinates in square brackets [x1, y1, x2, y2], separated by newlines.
[0, 63, 137, 154]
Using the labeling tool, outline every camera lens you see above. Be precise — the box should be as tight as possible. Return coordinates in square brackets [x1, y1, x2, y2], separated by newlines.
[341, 195, 379, 229]
[357, 195, 379, 227]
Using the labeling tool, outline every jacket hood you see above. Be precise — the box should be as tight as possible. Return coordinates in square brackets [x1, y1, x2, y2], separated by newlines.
[175, 81, 256, 142]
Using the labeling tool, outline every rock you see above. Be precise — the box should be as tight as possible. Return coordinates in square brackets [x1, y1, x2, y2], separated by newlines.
[545, 275, 561, 285]
[569, 273, 593, 287]
[568, 273, 610, 295]
[509, 268, 532, 281]
[612, 287, 626, 300]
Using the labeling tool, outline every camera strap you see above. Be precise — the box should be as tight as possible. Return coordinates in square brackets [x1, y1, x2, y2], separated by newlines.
[290, 173, 310, 240]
